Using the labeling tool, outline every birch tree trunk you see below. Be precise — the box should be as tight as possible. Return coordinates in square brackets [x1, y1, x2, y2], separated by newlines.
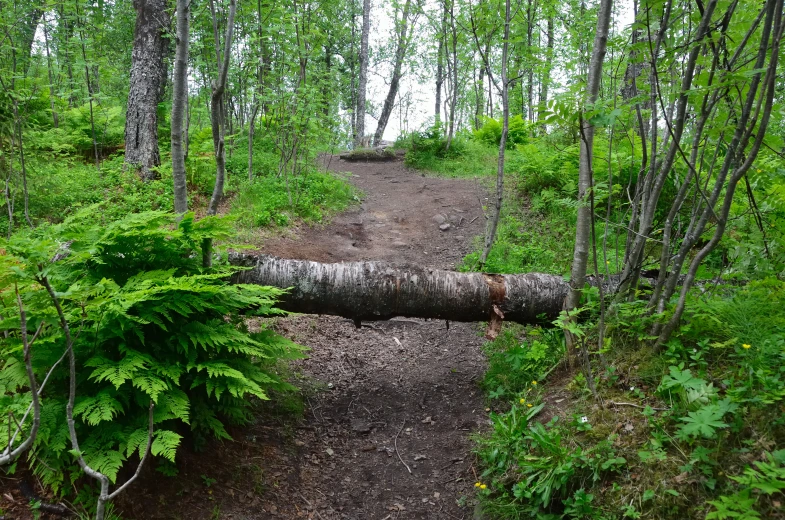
[230, 254, 570, 325]
[537, 16, 554, 125]
[124, 0, 169, 180]
[355, 0, 371, 146]
[171, 0, 190, 215]
[435, 5, 445, 125]
[206, 0, 238, 216]
[373, 0, 414, 146]
[563, 0, 613, 356]
[479, 0, 510, 268]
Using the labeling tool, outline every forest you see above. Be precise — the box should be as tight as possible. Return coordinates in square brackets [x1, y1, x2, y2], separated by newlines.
[1, 0, 784, 517]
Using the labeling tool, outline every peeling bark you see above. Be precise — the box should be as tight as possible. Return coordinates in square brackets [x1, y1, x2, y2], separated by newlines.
[229, 254, 570, 325]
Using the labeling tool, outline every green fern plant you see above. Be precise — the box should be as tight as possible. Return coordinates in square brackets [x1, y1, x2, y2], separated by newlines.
[0, 208, 304, 495]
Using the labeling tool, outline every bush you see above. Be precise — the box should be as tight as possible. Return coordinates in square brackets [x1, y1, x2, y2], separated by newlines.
[0, 211, 303, 496]
[473, 115, 532, 149]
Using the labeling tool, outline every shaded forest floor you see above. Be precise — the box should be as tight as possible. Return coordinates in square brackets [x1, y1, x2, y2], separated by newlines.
[117, 156, 493, 519]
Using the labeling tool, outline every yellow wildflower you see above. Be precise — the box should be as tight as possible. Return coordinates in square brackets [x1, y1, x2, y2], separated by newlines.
[527, 403, 533, 408]
[480, 484, 487, 490]
[475, 482, 482, 488]
[532, 381, 538, 386]
[742, 343, 751, 349]
[519, 398, 526, 404]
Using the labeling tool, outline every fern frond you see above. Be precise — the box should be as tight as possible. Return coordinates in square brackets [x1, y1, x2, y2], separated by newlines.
[73, 391, 124, 426]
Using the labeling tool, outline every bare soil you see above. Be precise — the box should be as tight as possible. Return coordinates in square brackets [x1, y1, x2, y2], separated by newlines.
[0, 156, 492, 520]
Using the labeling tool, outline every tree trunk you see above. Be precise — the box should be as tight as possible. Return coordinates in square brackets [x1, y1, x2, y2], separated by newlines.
[42, 17, 59, 128]
[563, 0, 613, 357]
[355, 0, 371, 146]
[373, 0, 414, 146]
[124, 0, 169, 180]
[445, 0, 458, 148]
[206, 0, 238, 217]
[230, 254, 570, 325]
[479, 0, 510, 268]
[171, 0, 190, 215]
[435, 5, 446, 125]
[537, 16, 554, 125]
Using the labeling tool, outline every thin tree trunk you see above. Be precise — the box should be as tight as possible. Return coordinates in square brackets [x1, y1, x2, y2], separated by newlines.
[435, 4, 446, 125]
[42, 17, 59, 128]
[373, 0, 414, 146]
[445, 0, 458, 147]
[479, 0, 511, 268]
[355, 0, 371, 146]
[563, 0, 613, 360]
[171, 0, 190, 215]
[124, 0, 169, 180]
[537, 15, 553, 125]
[74, 0, 100, 169]
[206, 0, 238, 217]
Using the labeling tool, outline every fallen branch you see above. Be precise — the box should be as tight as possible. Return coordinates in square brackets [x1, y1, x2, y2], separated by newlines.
[394, 420, 412, 474]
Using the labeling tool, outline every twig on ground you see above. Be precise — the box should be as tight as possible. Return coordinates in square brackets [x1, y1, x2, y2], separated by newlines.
[394, 420, 412, 474]
[608, 401, 670, 411]
[298, 493, 326, 520]
[469, 216, 479, 224]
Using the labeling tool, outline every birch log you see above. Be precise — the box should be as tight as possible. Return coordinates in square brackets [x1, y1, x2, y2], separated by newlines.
[229, 254, 570, 324]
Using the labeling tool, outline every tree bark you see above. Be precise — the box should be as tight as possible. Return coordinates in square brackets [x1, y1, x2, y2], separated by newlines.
[355, 0, 371, 146]
[125, 0, 169, 180]
[563, 0, 613, 357]
[373, 0, 414, 146]
[435, 4, 446, 125]
[171, 0, 190, 215]
[230, 254, 570, 325]
[479, 0, 510, 268]
[206, 0, 238, 217]
[537, 15, 554, 125]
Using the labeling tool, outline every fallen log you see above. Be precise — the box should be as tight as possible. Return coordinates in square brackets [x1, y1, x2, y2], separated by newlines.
[338, 147, 400, 162]
[229, 254, 570, 325]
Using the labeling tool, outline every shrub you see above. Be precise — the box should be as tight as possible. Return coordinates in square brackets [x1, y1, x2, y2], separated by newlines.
[473, 115, 531, 149]
[0, 210, 303, 495]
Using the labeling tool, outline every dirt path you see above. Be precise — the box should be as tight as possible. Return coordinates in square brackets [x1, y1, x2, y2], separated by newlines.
[264, 155, 485, 269]
[254, 157, 489, 519]
[114, 157, 491, 520]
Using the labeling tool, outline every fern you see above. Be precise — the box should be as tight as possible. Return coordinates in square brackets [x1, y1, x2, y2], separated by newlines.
[0, 209, 304, 499]
[73, 391, 125, 426]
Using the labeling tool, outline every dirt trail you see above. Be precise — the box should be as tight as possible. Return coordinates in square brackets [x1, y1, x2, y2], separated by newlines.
[254, 156, 489, 519]
[115, 157, 491, 520]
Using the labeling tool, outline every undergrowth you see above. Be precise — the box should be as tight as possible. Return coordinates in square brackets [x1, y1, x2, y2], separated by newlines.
[0, 210, 304, 510]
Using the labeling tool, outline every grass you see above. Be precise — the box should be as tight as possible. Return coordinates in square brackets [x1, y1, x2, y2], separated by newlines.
[229, 170, 358, 240]
[1, 149, 357, 241]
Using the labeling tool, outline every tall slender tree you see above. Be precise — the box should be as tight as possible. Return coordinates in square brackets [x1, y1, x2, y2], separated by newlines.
[171, 0, 190, 215]
[355, 0, 371, 146]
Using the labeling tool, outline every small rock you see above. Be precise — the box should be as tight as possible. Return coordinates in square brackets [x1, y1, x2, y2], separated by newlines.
[392, 240, 407, 248]
[432, 214, 447, 224]
[326, 448, 335, 456]
[294, 440, 305, 447]
[351, 419, 372, 433]
[414, 454, 427, 461]
[439, 223, 451, 231]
